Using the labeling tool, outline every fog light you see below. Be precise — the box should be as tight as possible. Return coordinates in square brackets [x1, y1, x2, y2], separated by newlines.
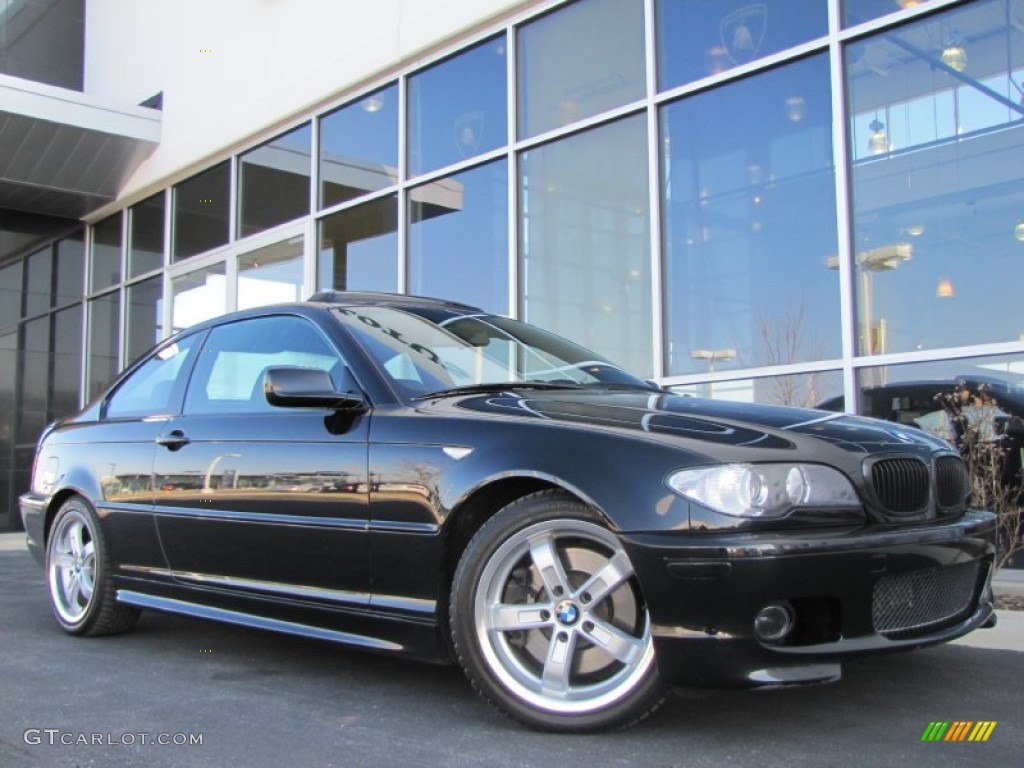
[755, 602, 794, 643]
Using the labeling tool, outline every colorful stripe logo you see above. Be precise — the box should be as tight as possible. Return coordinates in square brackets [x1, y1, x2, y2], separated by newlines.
[921, 721, 997, 742]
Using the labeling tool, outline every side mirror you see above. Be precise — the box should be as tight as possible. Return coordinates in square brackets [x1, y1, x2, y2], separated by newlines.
[263, 367, 365, 410]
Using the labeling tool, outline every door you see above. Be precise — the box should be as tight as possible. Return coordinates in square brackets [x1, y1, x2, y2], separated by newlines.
[153, 314, 371, 606]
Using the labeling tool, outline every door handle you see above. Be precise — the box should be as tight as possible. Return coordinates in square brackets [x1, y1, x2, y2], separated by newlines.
[156, 430, 190, 450]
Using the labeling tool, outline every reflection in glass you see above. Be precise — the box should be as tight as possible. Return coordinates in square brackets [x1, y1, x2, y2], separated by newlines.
[238, 237, 303, 310]
[0, 261, 23, 329]
[54, 232, 84, 307]
[0, 332, 14, 517]
[88, 292, 121, 401]
[671, 370, 842, 407]
[18, 316, 49, 443]
[319, 84, 398, 209]
[24, 246, 52, 317]
[408, 36, 507, 176]
[661, 54, 839, 376]
[846, 1, 1024, 355]
[657, 0, 828, 91]
[129, 193, 165, 277]
[126, 276, 163, 364]
[409, 160, 508, 313]
[173, 162, 230, 261]
[318, 195, 398, 293]
[518, 0, 645, 139]
[91, 214, 121, 292]
[239, 123, 312, 237]
[520, 115, 652, 377]
[843, 0, 937, 28]
[172, 263, 226, 333]
[52, 304, 82, 418]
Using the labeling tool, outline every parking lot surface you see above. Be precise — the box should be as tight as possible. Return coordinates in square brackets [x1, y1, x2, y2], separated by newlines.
[1, 542, 1021, 767]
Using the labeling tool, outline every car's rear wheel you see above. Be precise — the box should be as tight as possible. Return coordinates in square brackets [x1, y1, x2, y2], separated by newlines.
[450, 490, 668, 731]
[46, 496, 140, 636]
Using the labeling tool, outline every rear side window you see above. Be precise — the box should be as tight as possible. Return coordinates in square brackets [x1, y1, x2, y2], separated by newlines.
[105, 334, 200, 419]
[184, 315, 343, 415]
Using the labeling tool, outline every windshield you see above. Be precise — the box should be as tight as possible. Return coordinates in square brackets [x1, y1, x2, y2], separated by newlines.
[332, 306, 652, 401]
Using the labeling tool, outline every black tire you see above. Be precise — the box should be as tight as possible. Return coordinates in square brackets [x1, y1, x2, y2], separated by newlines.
[45, 496, 140, 636]
[449, 490, 669, 732]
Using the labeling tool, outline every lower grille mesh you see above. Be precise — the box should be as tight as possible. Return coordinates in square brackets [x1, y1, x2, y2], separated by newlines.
[872, 561, 983, 640]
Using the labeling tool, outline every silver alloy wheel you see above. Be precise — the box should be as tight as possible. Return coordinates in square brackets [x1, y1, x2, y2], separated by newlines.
[48, 508, 97, 625]
[474, 519, 655, 715]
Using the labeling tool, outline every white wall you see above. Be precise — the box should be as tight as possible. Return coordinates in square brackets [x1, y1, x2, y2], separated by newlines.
[84, 0, 532, 204]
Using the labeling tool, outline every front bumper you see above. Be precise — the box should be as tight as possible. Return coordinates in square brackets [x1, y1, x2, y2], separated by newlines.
[622, 510, 997, 688]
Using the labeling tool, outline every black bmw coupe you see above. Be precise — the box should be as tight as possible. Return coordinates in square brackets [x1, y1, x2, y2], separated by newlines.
[20, 292, 997, 731]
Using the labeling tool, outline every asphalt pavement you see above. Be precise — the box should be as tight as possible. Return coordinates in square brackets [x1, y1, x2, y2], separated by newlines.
[1, 533, 1021, 767]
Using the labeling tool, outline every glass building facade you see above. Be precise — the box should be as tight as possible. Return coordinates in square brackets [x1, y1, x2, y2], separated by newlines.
[2, 0, 1024, 528]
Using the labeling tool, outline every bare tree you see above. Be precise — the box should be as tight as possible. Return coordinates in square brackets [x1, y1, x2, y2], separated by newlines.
[754, 296, 826, 408]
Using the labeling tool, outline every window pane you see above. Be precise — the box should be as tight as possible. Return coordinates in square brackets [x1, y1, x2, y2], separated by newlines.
[107, 334, 199, 419]
[129, 193, 165, 277]
[0, 260, 23, 329]
[54, 231, 84, 307]
[671, 370, 842, 407]
[24, 246, 52, 317]
[319, 84, 398, 209]
[91, 214, 122, 292]
[843, 0, 938, 28]
[409, 160, 508, 313]
[51, 304, 82, 418]
[408, 35, 507, 176]
[172, 263, 226, 333]
[520, 114, 652, 377]
[846, 1, 1024, 355]
[239, 123, 312, 237]
[657, 0, 828, 91]
[88, 292, 121, 400]
[238, 237, 303, 310]
[662, 54, 839, 376]
[18, 316, 49, 443]
[0, 332, 14, 520]
[518, 0, 645, 139]
[126, 276, 164, 364]
[173, 162, 230, 261]
[318, 195, 398, 293]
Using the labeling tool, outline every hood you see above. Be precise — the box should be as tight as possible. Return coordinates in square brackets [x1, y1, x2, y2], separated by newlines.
[440, 389, 951, 456]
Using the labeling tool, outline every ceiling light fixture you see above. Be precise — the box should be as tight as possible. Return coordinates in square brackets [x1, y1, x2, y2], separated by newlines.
[941, 35, 968, 72]
[362, 96, 383, 113]
[936, 278, 955, 298]
[868, 117, 889, 154]
[1015, 219, 1024, 242]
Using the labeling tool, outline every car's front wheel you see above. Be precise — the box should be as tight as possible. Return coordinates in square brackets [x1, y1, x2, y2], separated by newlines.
[46, 496, 140, 635]
[450, 491, 668, 731]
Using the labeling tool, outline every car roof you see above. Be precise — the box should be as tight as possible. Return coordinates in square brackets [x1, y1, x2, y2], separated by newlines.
[306, 290, 481, 312]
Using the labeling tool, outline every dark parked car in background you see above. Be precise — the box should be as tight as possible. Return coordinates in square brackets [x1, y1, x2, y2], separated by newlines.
[21, 293, 997, 731]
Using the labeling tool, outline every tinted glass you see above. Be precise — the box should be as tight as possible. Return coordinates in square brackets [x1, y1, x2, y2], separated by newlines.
[171, 263, 226, 333]
[671, 370, 842, 408]
[846, 1, 1024, 355]
[520, 114, 652, 377]
[409, 159, 508, 313]
[54, 231, 84, 307]
[843, 0, 938, 28]
[657, 0, 828, 91]
[24, 246, 52, 317]
[107, 334, 200, 419]
[185, 316, 340, 415]
[18, 316, 49, 444]
[0, 332, 14, 515]
[239, 123, 312, 237]
[126, 276, 163, 364]
[129, 193, 164, 277]
[173, 162, 230, 261]
[318, 195, 398, 293]
[0, 0, 84, 90]
[408, 35, 507, 176]
[518, 0, 645, 139]
[662, 55, 839, 376]
[238, 237, 303, 310]
[88, 292, 121, 400]
[91, 213, 121, 292]
[0, 260, 22, 329]
[51, 303, 82, 418]
[319, 84, 398, 208]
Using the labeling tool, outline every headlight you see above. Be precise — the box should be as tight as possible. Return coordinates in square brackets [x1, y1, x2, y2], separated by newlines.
[667, 463, 859, 518]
